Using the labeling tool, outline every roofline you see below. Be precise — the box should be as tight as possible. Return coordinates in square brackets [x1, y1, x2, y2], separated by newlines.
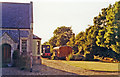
[33, 38, 41, 40]
[53, 46, 72, 50]
[1, 32, 17, 43]
[33, 34, 42, 40]
[0, 27, 31, 29]
[0, 2, 31, 4]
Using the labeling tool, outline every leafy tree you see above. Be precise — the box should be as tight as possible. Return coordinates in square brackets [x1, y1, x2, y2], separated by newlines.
[49, 36, 57, 48]
[53, 26, 73, 36]
[84, 25, 101, 56]
[56, 33, 69, 46]
[42, 41, 49, 45]
[43, 26, 74, 52]
[74, 31, 85, 54]
[67, 33, 75, 47]
[52, 26, 74, 46]
[104, 2, 120, 54]
[96, 1, 120, 54]
[95, 1, 120, 60]
[42, 1, 120, 61]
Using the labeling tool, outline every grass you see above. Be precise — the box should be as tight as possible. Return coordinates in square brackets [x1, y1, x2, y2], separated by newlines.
[62, 61, 120, 72]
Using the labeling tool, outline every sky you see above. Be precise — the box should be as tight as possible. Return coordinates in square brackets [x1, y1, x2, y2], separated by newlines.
[0, 0, 119, 44]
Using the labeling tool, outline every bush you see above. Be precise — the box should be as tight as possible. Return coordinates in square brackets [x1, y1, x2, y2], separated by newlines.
[67, 54, 72, 61]
[12, 50, 31, 70]
[84, 54, 94, 61]
[18, 55, 30, 70]
[12, 50, 20, 66]
[70, 54, 84, 61]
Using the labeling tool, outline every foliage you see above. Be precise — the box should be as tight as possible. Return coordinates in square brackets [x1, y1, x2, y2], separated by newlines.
[42, 41, 49, 45]
[53, 26, 73, 36]
[12, 50, 20, 67]
[73, 1, 120, 61]
[49, 36, 57, 48]
[12, 50, 20, 60]
[67, 33, 75, 47]
[96, 1, 120, 54]
[75, 31, 85, 54]
[43, 1, 120, 61]
[17, 54, 30, 70]
[12, 50, 31, 70]
[70, 54, 84, 61]
[43, 26, 75, 53]
[50, 26, 74, 46]
[84, 54, 94, 61]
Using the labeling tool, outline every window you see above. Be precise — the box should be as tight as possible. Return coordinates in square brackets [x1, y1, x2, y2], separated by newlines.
[22, 40, 27, 54]
[37, 41, 40, 55]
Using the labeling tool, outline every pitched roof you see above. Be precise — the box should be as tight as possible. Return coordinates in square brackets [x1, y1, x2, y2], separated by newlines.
[1, 2, 33, 29]
[1, 30, 29, 42]
[33, 34, 41, 40]
[1, 32, 16, 43]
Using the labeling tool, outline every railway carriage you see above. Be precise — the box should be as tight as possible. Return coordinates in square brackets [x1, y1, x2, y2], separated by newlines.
[52, 46, 73, 60]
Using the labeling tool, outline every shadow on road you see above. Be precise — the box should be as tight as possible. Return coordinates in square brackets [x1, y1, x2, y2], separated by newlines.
[2, 64, 78, 75]
[2, 64, 120, 77]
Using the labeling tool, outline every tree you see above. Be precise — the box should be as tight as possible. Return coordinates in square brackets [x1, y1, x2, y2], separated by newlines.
[74, 31, 86, 54]
[104, 2, 120, 54]
[52, 26, 74, 46]
[49, 36, 57, 47]
[96, 1, 120, 54]
[53, 26, 73, 36]
[67, 33, 75, 47]
[95, 1, 120, 60]
[43, 26, 74, 52]
[42, 41, 49, 45]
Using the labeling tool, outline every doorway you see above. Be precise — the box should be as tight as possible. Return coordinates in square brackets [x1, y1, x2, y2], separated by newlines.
[2, 43, 11, 64]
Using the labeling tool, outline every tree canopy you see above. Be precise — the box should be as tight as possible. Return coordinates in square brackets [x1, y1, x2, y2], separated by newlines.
[43, 1, 120, 61]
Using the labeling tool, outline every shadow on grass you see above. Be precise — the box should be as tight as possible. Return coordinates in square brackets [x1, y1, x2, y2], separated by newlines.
[90, 70, 120, 73]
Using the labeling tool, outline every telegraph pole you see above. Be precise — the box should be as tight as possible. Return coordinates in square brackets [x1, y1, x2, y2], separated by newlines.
[30, 1, 33, 72]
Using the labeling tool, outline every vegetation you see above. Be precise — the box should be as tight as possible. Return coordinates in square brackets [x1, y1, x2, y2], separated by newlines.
[43, 26, 75, 53]
[43, 1, 120, 62]
[12, 50, 31, 70]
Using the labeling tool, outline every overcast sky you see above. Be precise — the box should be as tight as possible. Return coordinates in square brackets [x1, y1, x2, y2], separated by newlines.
[0, 0, 119, 44]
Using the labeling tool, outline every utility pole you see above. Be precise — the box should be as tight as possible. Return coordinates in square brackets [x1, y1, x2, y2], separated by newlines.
[30, 1, 33, 72]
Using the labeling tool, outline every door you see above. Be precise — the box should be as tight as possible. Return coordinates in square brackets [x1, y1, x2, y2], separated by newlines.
[2, 44, 11, 64]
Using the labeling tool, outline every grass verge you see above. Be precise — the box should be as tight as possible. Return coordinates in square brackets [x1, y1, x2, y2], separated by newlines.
[62, 61, 120, 72]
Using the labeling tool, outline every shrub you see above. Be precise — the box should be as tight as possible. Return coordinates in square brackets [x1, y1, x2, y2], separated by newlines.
[85, 54, 94, 61]
[12, 50, 20, 66]
[18, 55, 30, 70]
[12, 50, 31, 70]
[67, 54, 72, 61]
[70, 54, 84, 61]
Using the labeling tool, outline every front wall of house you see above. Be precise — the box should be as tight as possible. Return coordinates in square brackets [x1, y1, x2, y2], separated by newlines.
[32, 39, 41, 64]
[32, 39, 41, 57]
[0, 2, 34, 65]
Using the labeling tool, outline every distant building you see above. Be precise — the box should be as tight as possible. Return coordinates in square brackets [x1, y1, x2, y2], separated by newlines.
[0, 2, 41, 65]
[33, 34, 42, 64]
